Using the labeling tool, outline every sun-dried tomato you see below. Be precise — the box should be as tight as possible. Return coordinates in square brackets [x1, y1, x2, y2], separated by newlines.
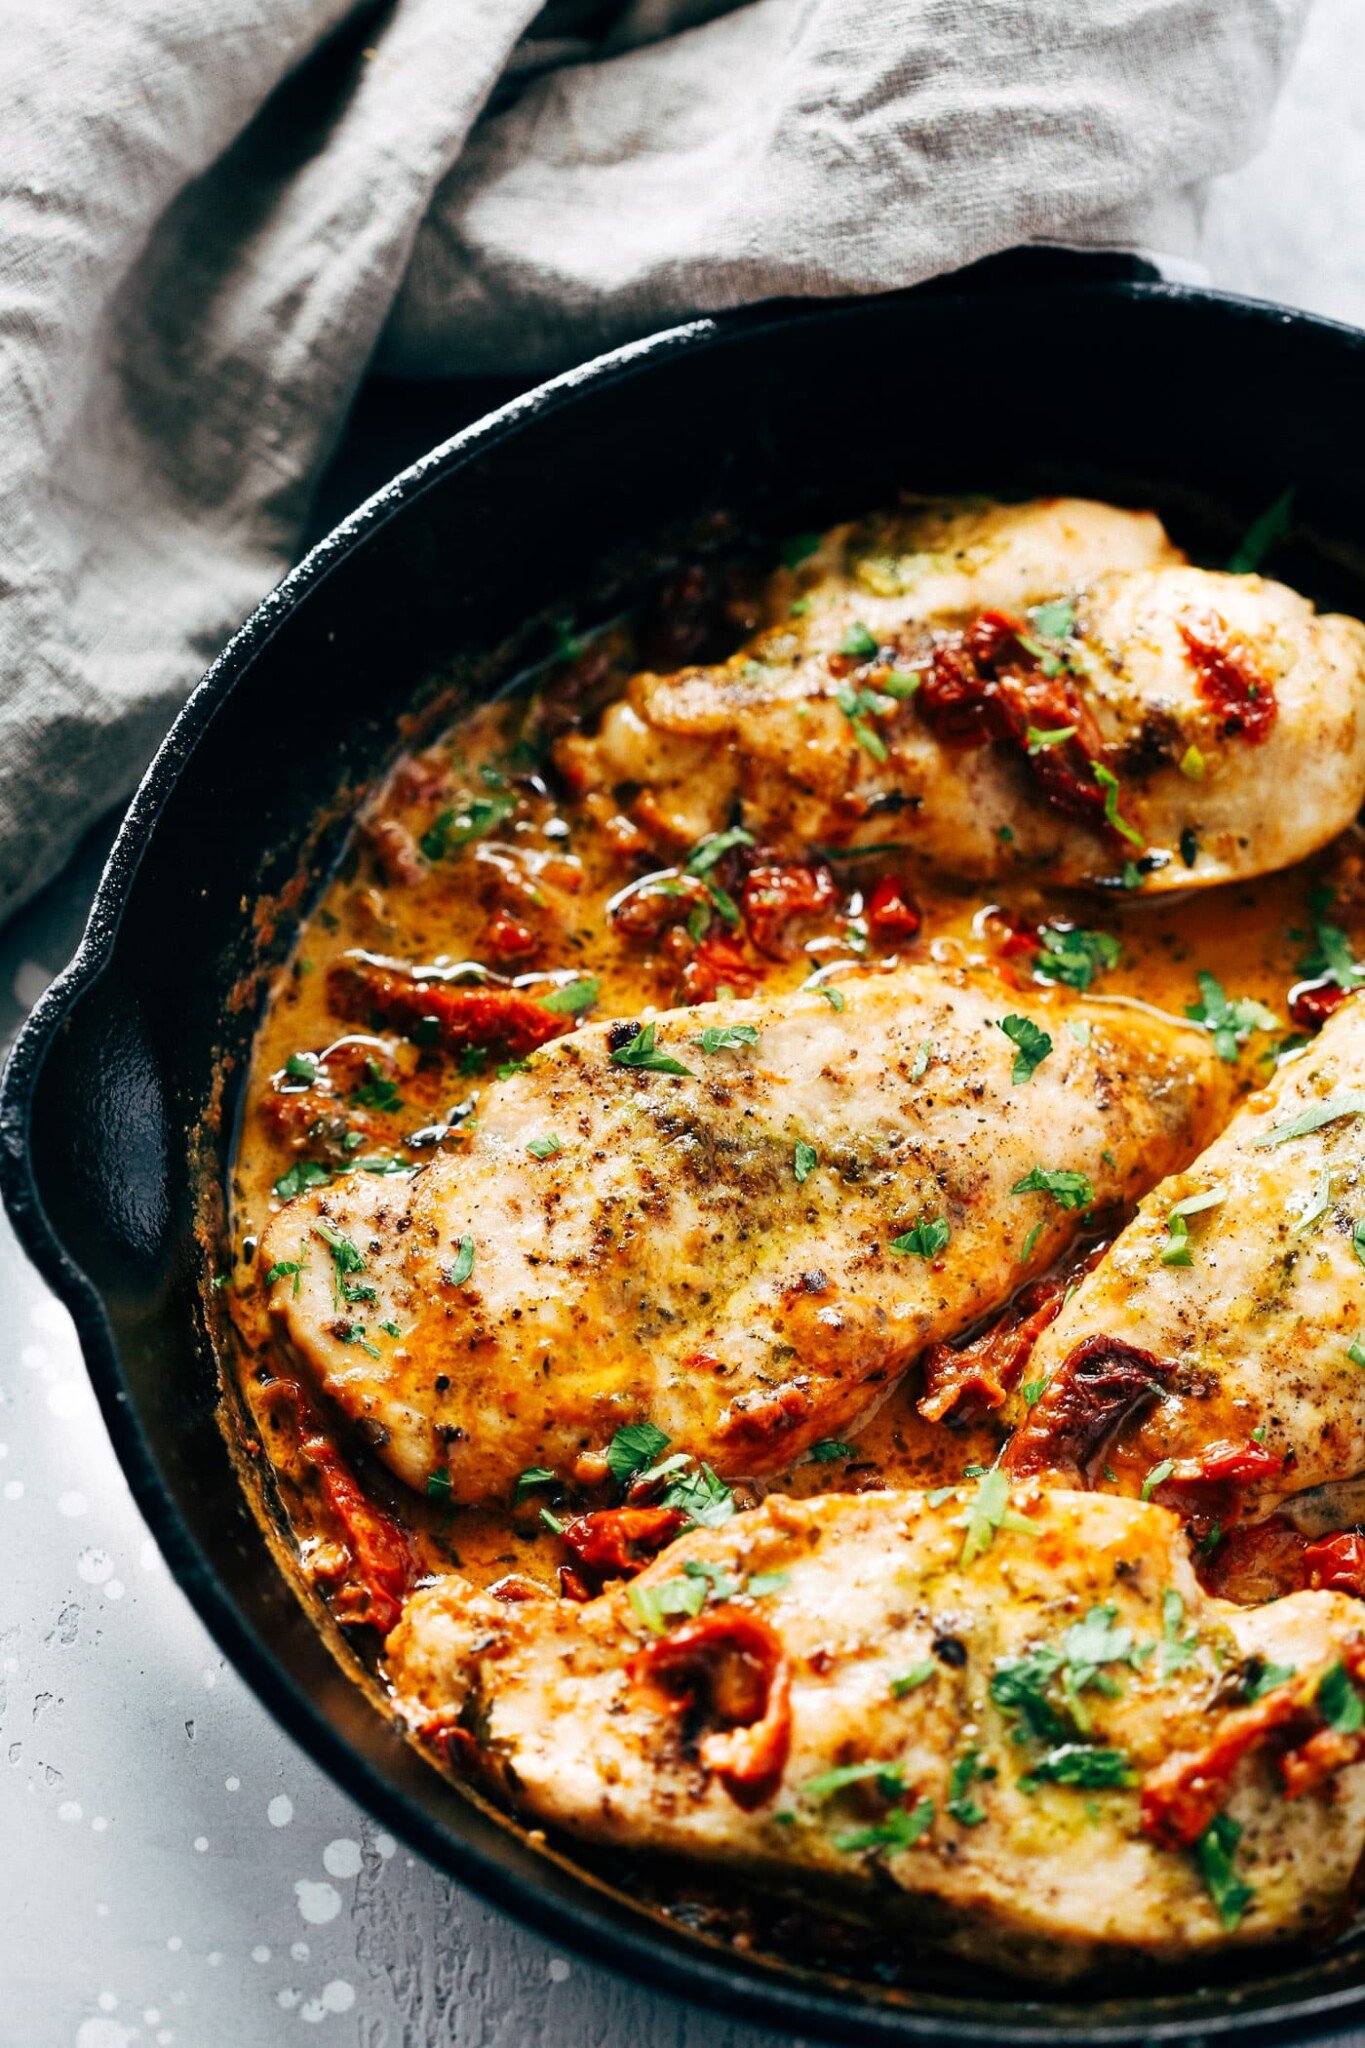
[1196, 1517, 1308, 1604]
[1168, 1439, 1287, 1487]
[631, 1609, 792, 1810]
[740, 862, 838, 959]
[258, 1380, 413, 1637]
[1140, 1682, 1312, 1849]
[679, 935, 765, 1005]
[1290, 979, 1351, 1031]
[1178, 611, 1277, 744]
[560, 1507, 688, 1586]
[1304, 1531, 1365, 1598]
[327, 958, 567, 1058]
[1141, 1638, 1365, 1846]
[1002, 1333, 1172, 1481]
[920, 1281, 1066, 1424]
[481, 909, 540, 962]
[864, 874, 922, 942]
[363, 816, 426, 887]
[913, 610, 1120, 839]
[610, 875, 708, 943]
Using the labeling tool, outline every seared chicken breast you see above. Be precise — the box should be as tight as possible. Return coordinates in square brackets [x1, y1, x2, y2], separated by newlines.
[1005, 995, 1365, 1523]
[257, 964, 1226, 1502]
[387, 1485, 1365, 1981]
[558, 499, 1365, 892]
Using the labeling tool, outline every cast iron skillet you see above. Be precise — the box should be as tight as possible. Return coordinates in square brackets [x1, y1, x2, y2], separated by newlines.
[7, 253, 1365, 2045]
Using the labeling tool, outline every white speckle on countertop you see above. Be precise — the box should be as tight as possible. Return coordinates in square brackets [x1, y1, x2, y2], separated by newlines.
[321, 1837, 361, 1879]
[293, 1880, 341, 1927]
[266, 1794, 293, 1828]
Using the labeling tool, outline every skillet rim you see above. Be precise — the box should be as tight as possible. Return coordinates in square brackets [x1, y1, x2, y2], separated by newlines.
[8, 272, 1365, 2045]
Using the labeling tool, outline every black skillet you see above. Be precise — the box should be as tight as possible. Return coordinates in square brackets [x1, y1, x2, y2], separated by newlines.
[6, 250, 1365, 2045]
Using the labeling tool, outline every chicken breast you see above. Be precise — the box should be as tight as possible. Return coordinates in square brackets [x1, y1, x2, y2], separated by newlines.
[386, 1484, 1365, 1981]
[558, 500, 1365, 893]
[1004, 995, 1365, 1524]
[257, 964, 1227, 1502]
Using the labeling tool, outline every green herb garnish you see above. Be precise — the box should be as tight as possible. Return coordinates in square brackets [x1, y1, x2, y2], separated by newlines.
[609, 1023, 695, 1077]
[607, 1421, 671, 1486]
[999, 1014, 1053, 1084]
[539, 976, 600, 1015]
[889, 1215, 951, 1259]
[1011, 1165, 1094, 1211]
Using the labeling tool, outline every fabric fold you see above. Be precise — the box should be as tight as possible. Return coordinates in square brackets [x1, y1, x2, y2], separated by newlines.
[0, 0, 1308, 919]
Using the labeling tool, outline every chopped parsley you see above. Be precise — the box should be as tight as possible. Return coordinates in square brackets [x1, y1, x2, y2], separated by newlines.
[444, 1235, 475, 1288]
[945, 1749, 991, 1826]
[349, 1059, 404, 1112]
[284, 1050, 320, 1083]
[746, 1570, 790, 1598]
[1092, 763, 1143, 847]
[808, 1439, 854, 1462]
[960, 1469, 1034, 1566]
[1011, 1165, 1094, 1212]
[890, 1661, 937, 1698]
[513, 1467, 556, 1503]
[1026, 724, 1077, 754]
[1244, 1659, 1296, 1703]
[1348, 1336, 1365, 1370]
[686, 826, 754, 875]
[1295, 916, 1365, 994]
[526, 1134, 562, 1159]
[426, 1471, 453, 1504]
[658, 1461, 736, 1528]
[539, 976, 600, 1015]
[1032, 924, 1120, 992]
[990, 1646, 1070, 1744]
[1030, 598, 1076, 643]
[695, 1023, 760, 1054]
[1318, 1660, 1365, 1734]
[1197, 1813, 1254, 1930]
[420, 794, 514, 860]
[1019, 1219, 1045, 1265]
[1185, 971, 1278, 1062]
[606, 1421, 671, 1486]
[907, 1039, 933, 1082]
[629, 1575, 709, 1634]
[1158, 1587, 1200, 1679]
[1019, 1743, 1134, 1791]
[834, 1797, 935, 1855]
[889, 1215, 951, 1259]
[609, 1023, 695, 1077]
[817, 985, 846, 1013]
[273, 1159, 330, 1200]
[793, 1139, 818, 1183]
[1140, 1458, 1174, 1501]
[264, 1259, 304, 1298]
[999, 1014, 1053, 1084]
[1179, 744, 1206, 781]
[314, 1219, 366, 1308]
[1254, 1090, 1365, 1149]
[805, 1759, 906, 1803]
[1161, 1186, 1226, 1265]
[840, 622, 880, 660]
